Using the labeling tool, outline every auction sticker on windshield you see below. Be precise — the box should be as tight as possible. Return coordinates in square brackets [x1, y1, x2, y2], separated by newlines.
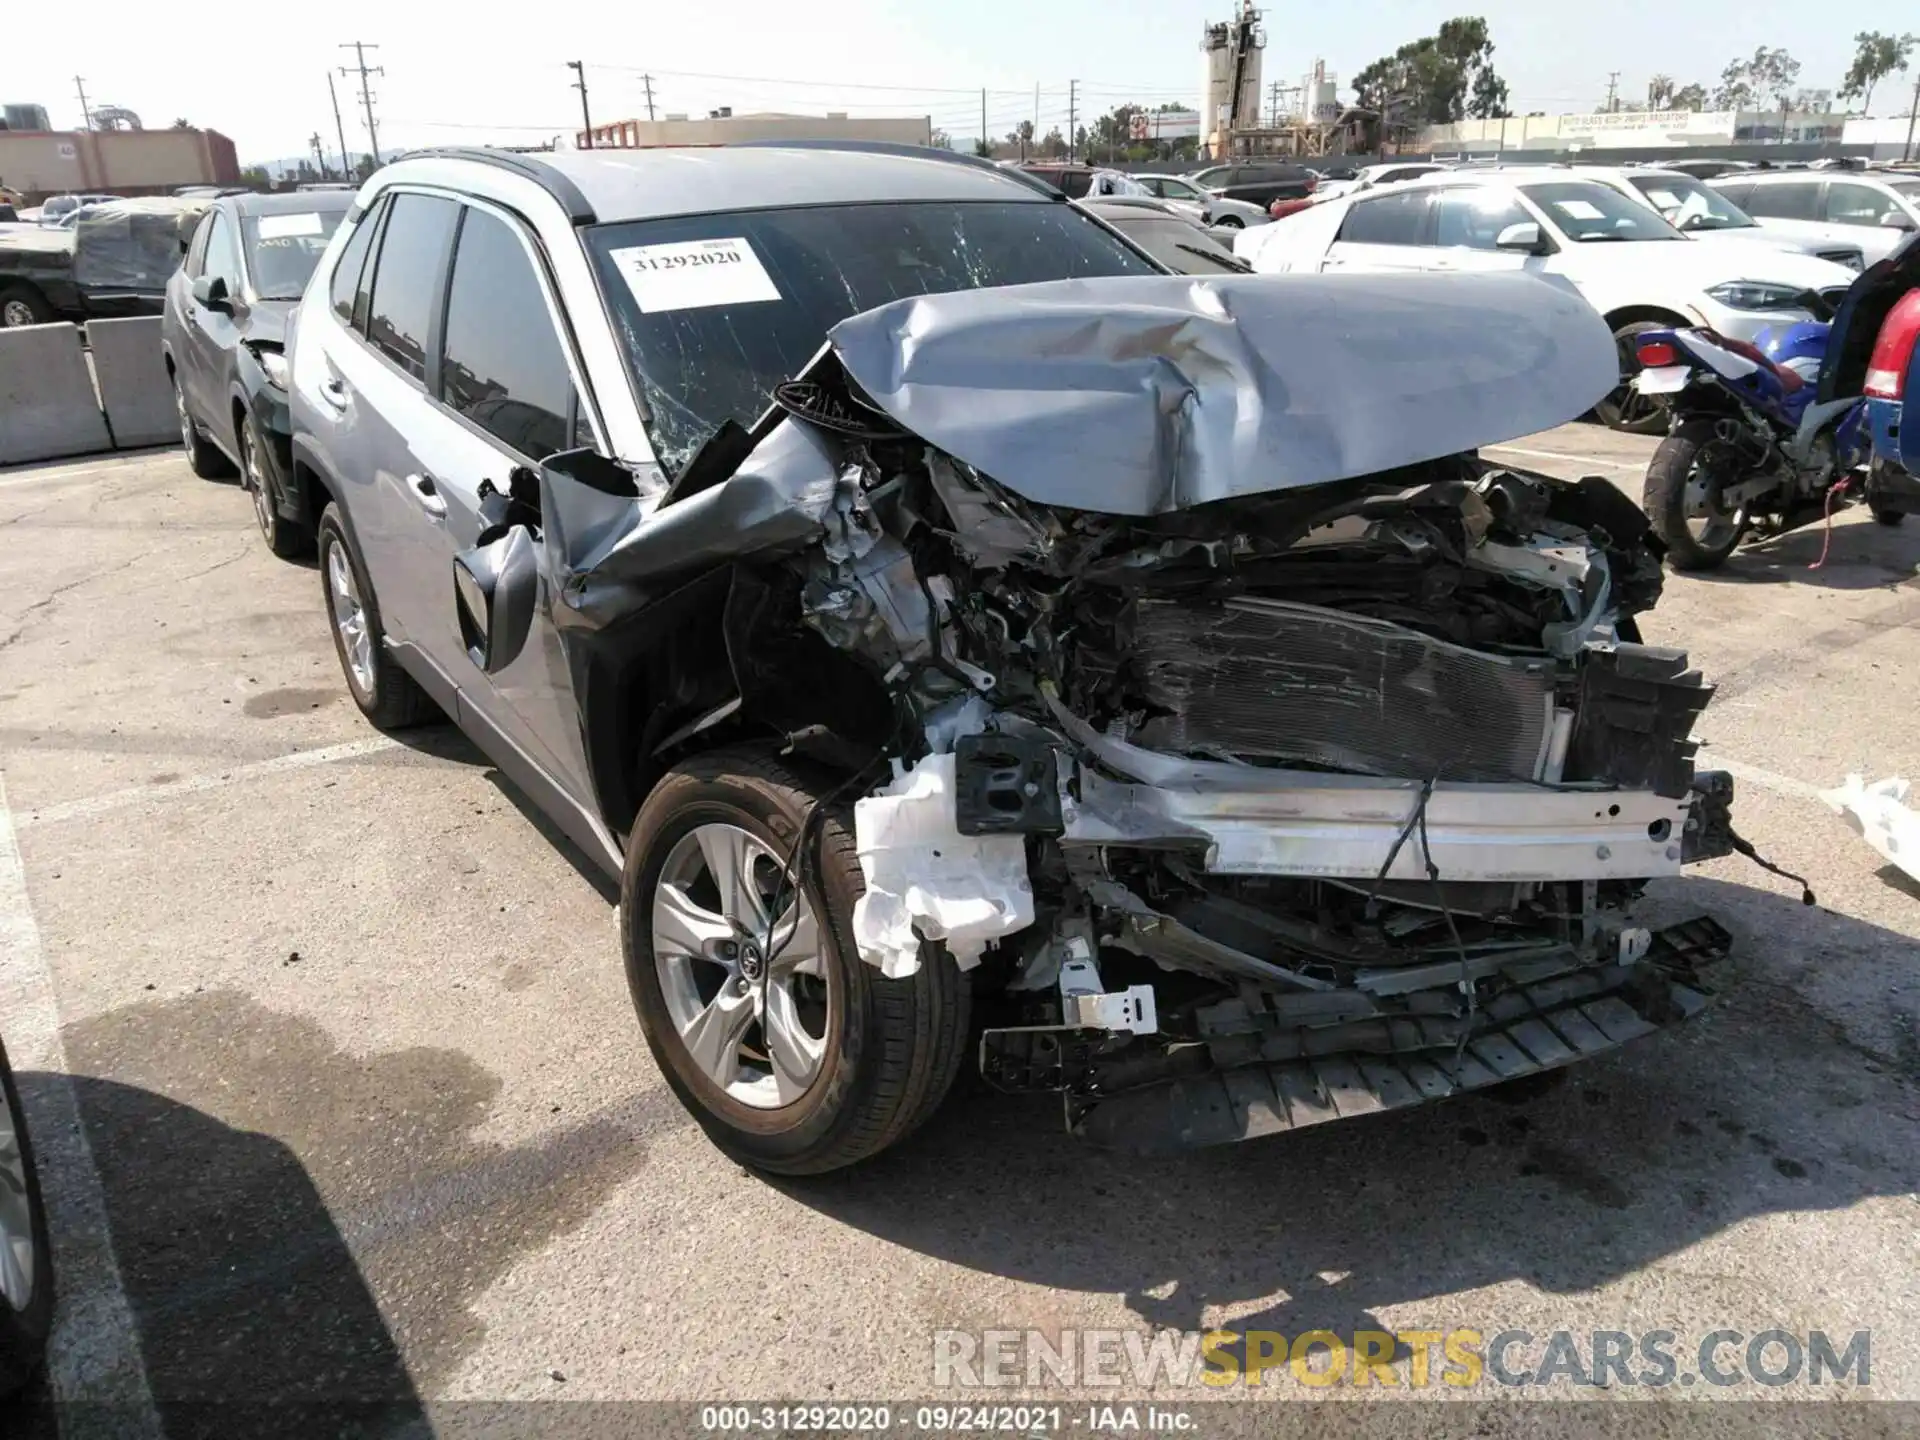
[257, 212, 326, 239]
[607, 237, 782, 313]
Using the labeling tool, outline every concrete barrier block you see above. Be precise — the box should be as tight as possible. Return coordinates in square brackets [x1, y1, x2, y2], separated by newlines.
[86, 316, 176, 450]
[0, 323, 112, 466]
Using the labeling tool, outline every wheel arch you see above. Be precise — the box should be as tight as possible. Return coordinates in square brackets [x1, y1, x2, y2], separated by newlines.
[1602, 304, 1693, 333]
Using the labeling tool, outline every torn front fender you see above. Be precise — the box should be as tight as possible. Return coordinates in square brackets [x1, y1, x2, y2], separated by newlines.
[827, 271, 1618, 516]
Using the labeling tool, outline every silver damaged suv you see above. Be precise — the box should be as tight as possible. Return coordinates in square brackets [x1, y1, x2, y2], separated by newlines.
[288, 145, 1739, 1174]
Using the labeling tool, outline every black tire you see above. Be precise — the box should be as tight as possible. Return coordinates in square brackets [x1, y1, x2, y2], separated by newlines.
[316, 503, 432, 730]
[238, 415, 310, 560]
[171, 368, 233, 480]
[1869, 502, 1906, 528]
[623, 747, 969, 1175]
[1215, 214, 1244, 229]
[0, 1039, 54, 1401]
[1645, 420, 1744, 571]
[0, 283, 54, 329]
[1594, 320, 1674, 435]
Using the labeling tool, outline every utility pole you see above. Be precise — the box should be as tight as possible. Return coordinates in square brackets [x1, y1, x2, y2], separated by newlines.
[1905, 70, 1920, 162]
[1605, 71, 1620, 113]
[327, 71, 352, 179]
[73, 75, 93, 131]
[569, 60, 593, 147]
[310, 132, 328, 180]
[642, 74, 657, 122]
[339, 42, 384, 166]
[1268, 81, 1281, 128]
[981, 88, 987, 156]
[1067, 79, 1078, 162]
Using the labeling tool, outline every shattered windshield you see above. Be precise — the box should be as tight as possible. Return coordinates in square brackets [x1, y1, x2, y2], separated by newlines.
[584, 200, 1157, 473]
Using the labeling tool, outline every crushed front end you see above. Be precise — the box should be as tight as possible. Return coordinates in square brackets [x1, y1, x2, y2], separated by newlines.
[561, 273, 1740, 1150]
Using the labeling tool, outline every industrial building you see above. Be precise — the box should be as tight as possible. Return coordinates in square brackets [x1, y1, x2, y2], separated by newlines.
[0, 124, 241, 203]
[576, 110, 932, 150]
[1421, 109, 1920, 161]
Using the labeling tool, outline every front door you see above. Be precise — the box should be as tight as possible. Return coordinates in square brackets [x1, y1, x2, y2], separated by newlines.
[183, 208, 244, 442]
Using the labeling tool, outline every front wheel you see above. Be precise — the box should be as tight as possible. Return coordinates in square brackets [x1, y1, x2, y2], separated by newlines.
[1215, 214, 1243, 229]
[0, 1038, 54, 1400]
[1870, 502, 1906, 528]
[623, 748, 970, 1175]
[1594, 321, 1673, 435]
[0, 283, 53, 329]
[317, 504, 433, 730]
[239, 417, 310, 560]
[1645, 420, 1747, 570]
[172, 369, 233, 480]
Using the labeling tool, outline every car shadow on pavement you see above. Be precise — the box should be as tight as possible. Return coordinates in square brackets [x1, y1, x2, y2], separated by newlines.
[782, 875, 1919, 1347]
[1682, 518, 1920, 589]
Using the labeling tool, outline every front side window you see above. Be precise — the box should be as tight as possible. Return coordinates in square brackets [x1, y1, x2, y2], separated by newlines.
[1742, 182, 1820, 221]
[1519, 181, 1682, 242]
[201, 212, 242, 290]
[1431, 187, 1530, 250]
[365, 193, 459, 383]
[439, 207, 577, 461]
[242, 209, 345, 300]
[1157, 177, 1200, 200]
[1336, 191, 1429, 246]
[584, 200, 1155, 473]
[184, 211, 214, 278]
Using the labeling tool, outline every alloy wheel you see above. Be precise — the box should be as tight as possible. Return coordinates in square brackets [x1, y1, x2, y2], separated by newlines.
[326, 542, 375, 696]
[242, 426, 274, 539]
[174, 378, 196, 454]
[1682, 466, 1745, 552]
[0, 1091, 37, 1313]
[1, 298, 34, 328]
[652, 823, 830, 1110]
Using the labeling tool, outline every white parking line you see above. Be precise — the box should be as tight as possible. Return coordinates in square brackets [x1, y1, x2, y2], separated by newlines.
[16, 736, 403, 828]
[1700, 751, 1829, 804]
[1485, 444, 1641, 471]
[0, 774, 162, 1435]
[0, 458, 160, 491]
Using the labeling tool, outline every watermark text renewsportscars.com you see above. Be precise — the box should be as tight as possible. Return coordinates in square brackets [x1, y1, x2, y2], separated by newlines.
[933, 1327, 1871, 1390]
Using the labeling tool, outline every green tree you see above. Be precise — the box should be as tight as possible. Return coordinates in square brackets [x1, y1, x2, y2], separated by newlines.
[1838, 31, 1916, 113]
[1671, 83, 1708, 110]
[1040, 126, 1066, 158]
[1352, 16, 1510, 135]
[1714, 46, 1801, 111]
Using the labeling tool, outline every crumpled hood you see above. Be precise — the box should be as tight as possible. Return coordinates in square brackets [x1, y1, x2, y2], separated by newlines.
[827, 271, 1617, 516]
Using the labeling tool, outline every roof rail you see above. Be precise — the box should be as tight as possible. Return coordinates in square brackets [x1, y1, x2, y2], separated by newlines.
[730, 138, 1063, 199]
[390, 146, 597, 223]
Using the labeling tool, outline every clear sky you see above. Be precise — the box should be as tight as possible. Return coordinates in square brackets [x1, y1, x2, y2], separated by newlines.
[9, 0, 1898, 164]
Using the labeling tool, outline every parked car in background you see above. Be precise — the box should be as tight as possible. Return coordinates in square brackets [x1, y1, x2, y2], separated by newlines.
[0, 1035, 53, 1400]
[162, 191, 351, 555]
[1575, 166, 1864, 270]
[1080, 196, 1249, 274]
[1661, 158, 1756, 181]
[1236, 171, 1858, 431]
[1014, 162, 1098, 198]
[1312, 161, 1449, 202]
[37, 193, 123, 226]
[1186, 160, 1318, 208]
[1128, 173, 1269, 228]
[287, 144, 1735, 1173]
[1, 197, 207, 327]
[1846, 232, 1920, 514]
[1710, 169, 1920, 268]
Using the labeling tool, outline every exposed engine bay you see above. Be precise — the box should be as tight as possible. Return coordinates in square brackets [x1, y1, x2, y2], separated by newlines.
[531, 272, 1740, 1149]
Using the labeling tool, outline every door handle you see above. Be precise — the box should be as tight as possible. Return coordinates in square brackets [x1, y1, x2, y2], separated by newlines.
[405, 472, 448, 519]
[319, 377, 350, 410]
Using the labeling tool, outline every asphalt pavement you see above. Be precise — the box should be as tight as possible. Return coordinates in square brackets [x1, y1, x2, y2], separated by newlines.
[0, 427, 1915, 1431]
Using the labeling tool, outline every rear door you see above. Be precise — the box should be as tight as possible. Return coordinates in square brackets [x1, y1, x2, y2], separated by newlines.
[326, 190, 462, 654]
[1322, 190, 1434, 272]
[409, 200, 603, 806]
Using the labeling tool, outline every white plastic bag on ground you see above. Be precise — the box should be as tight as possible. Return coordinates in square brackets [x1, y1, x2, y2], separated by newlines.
[1821, 774, 1919, 883]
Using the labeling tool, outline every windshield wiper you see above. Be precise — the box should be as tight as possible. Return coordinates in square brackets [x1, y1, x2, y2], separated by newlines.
[1175, 241, 1250, 273]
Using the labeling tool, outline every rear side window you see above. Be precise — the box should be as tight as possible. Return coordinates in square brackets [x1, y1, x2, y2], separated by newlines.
[1713, 181, 1754, 210]
[439, 207, 578, 461]
[329, 197, 383, 328]
[1823, 181, 1900, 227]
[365, 193, 459, 383]
[1743, 182, 1819, 221]
[1337, 191, 1429, 246]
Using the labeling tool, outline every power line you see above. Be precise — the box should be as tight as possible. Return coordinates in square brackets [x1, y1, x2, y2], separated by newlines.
[339, 41, 385, 165]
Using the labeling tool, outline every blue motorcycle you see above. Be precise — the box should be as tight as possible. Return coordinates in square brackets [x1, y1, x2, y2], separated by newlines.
[1631, 307, 1871, 570]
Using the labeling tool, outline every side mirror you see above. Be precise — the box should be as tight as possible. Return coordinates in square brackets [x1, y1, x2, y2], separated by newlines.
[453, 526, 538, 675]
[1496, 221, 1547, 254]
[1880, 211, 1917, 232]
[190, 274, 230, 312]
